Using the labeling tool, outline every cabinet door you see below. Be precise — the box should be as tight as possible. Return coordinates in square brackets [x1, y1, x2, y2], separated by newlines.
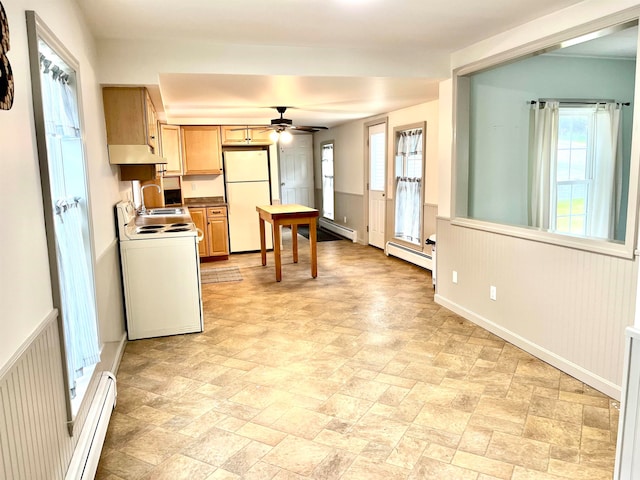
[249, 127, 273, 145]
[159, 124, 183, 175]
[182, 126, 222, 175]
[207, 216, 229, 257]
[189, 208, 209, 258]
[102, 87, 158, 149]
[221, 125, 273, 145]
[144, 89, 158, 152]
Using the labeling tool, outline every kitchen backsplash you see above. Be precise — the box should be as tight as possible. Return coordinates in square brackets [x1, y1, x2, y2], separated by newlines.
[181, 175, 225, 199]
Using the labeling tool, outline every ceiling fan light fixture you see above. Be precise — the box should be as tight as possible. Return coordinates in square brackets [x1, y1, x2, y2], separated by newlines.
[279, 130, 293, 143]
[269, 130, 280, 143]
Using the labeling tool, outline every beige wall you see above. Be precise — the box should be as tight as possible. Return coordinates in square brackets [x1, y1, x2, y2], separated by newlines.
[314, 101, 439, 246]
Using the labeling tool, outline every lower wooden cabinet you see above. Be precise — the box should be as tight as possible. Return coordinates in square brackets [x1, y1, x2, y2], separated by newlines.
[189, 206, 229, 258]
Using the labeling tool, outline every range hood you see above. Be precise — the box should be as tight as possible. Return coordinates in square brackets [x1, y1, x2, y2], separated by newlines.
[108, 145, 167, 165]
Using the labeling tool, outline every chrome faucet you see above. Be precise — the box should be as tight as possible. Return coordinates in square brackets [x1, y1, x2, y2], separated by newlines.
[139, 184, 161, 214]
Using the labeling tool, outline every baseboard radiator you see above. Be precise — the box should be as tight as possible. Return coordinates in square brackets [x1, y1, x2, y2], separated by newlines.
[385, 241, 433, 270]
[65, 372, 117, 480]
[319, 218, 357, 242]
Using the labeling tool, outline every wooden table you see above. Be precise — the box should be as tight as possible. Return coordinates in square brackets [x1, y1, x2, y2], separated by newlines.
[256, 204, 320, 282]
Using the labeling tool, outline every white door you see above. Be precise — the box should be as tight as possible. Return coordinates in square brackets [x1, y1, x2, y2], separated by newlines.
[368, 123, 386, 249]
[279, 134, 314, 206]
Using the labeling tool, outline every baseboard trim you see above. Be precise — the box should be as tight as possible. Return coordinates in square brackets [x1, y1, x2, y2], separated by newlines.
[434, 293, 621, 400]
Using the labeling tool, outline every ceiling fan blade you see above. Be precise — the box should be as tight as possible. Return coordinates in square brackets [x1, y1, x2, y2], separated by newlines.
[291, 125, 329, 132]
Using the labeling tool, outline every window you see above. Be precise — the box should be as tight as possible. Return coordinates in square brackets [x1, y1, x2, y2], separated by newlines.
[321, 141, 334, 220]
[394, 125, 425, 245]
[530, 101, 624, 240]
[27, 12, 100, 430]
[554, 107, 593, 235]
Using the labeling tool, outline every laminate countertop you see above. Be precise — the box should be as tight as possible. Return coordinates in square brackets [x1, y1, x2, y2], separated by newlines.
[183, 196, 228, 208]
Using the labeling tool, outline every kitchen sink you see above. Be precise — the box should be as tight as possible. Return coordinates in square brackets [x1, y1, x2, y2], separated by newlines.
[139, 207, 187, 217]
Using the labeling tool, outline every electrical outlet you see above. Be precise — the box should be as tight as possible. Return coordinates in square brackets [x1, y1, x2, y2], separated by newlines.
[490, 285, 497, 301]
[191, 183, 196, 191]
[343, 216, 347, 223]
[452, 271, 458, 284]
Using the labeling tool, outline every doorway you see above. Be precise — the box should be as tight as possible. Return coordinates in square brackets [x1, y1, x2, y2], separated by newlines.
[278, 134, 314, 207]
[368, 122, 386, 249]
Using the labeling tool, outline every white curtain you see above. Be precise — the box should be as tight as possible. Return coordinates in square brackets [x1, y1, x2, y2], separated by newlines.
[395, 129, 423, 243]
[589, 103, 622, 239]
[41, 55, 100, 396]
[529, 101, 559, 229]
[395, 177, 421, 242]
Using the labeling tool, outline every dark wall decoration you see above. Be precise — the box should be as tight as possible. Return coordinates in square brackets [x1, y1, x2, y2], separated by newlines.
[0, 1, 14, 110]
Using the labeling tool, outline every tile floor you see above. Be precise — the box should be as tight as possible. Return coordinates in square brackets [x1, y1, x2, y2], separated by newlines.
[97, 232, 619, 480]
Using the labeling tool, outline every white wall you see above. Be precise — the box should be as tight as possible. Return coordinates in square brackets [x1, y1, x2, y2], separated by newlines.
[0, 0, 125, 368]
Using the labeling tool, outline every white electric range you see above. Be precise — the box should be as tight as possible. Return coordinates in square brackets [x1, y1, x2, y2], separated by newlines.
[115, 201, 203, 340]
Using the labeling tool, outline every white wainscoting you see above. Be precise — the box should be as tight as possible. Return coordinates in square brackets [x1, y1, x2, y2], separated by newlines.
[435, 218, 637, 399]
[0, 310, 123, 480]
[0, 310, 74, 479]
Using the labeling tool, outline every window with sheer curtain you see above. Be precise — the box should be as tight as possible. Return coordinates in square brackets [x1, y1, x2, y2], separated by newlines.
[394, 127, 424, 244]
[529, 101, 623, 240]
[37, 40, 100, 404]
[321, 141, 334, 220]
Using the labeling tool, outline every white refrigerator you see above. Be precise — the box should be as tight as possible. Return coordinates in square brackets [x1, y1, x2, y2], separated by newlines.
[224, 149, 273, 252]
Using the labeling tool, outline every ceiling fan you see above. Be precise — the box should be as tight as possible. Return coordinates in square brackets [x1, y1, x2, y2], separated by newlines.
[268, 106, 328, 133]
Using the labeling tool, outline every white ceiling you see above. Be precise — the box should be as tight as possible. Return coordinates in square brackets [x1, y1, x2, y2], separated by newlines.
[76, 0, 595, 127]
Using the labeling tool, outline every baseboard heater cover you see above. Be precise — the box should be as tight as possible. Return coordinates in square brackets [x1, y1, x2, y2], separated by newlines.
[65, 371, 117, 480]
[318, 218, 357, 242]
[385, 241, 433, 270]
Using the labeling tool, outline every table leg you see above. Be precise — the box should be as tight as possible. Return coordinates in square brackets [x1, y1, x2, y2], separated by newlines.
[309, 218, 317, 278]
[273, 220, 282, 282]
[259, 217, 267, 266]
[292, 224, 298, 263]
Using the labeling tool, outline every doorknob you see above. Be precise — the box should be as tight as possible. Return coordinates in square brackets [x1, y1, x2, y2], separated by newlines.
[281, 182, 285, 186]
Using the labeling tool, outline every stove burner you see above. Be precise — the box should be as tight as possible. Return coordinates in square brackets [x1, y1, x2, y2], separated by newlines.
[139, 225, 163, 230]
[170, 223, 189, 227]
[137, 230, 158, 234]
[165, 227, 191, 232]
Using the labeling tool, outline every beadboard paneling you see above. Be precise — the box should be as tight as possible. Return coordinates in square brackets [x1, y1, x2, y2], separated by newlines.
[0, 311, 81, 480]
[435, 218, 637, 399]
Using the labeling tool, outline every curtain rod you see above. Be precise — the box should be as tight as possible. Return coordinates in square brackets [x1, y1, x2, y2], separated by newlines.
[529, 99, 630, 106]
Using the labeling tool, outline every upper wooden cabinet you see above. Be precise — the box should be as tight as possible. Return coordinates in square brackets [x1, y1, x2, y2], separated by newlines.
[159, 124, 183, 176]
[221, 125, 273, 146]
[181, 126, 222, 175]
[102, 87, 158, 152]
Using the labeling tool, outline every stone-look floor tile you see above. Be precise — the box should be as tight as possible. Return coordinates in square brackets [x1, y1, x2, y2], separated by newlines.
[262, 436, 332, 476]
[352, 412, 410, 447]
[408, 457, 478, 480]
[341, 457, 410, 480]
[236, 421, 287, 446]
[221, 440, 273, 476]
[139, 454, 215, 480]
[97, 450, 154, 480]
[311, 449, 357, 479]
[205, 469, 241, 480]
[423, 442, 456, 462]
[579, 438, 616, 470]
[270, 406, 332, 439]
[241, 461, 281, 480]
[318, 393, 373, 422]
[511, 467, 567, 480]
[452, 451, 514, 479]
[524, 415, 582, 449]
[547, 458, 614, 480]
[486, 431, 550, 472]
[119, 427, 192, 466]
[314, 429, 370, 454]
[386, 435, 428, 469]
[414, 403, 471, 435]
[458, 425, 493, 455]
[184, 427, 251, 467]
